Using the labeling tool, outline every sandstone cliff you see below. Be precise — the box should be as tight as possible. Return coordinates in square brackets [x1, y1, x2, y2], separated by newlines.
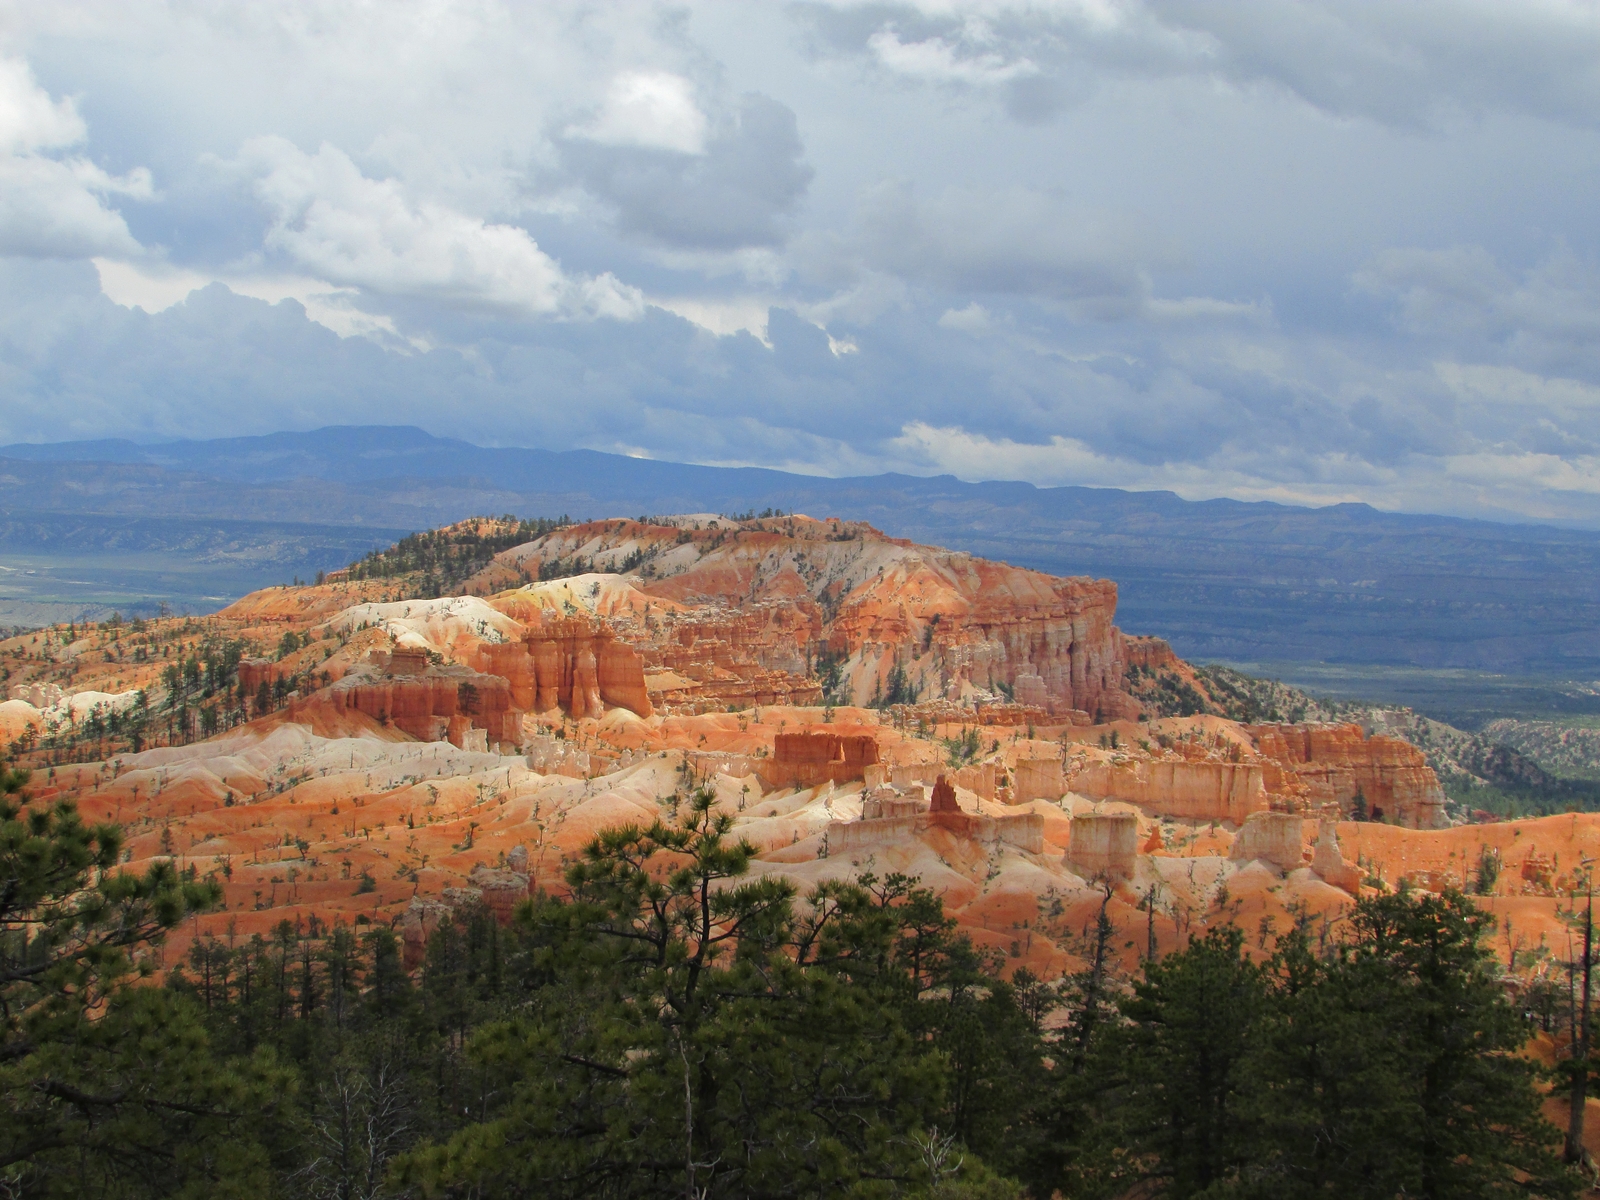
[1247, 722, 1448, 829]
[469, 515, 1142, 722]
[1069, 759, 1269, 825]
[326, 647, 521, 749]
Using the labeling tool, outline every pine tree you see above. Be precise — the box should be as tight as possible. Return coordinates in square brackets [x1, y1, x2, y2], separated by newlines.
[390, 789, 1016, 1198]
[1, 770, 291, 1197]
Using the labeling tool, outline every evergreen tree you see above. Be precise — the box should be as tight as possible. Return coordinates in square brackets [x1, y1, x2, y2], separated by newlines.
[1075, 926, 1266, 1198]
[392, 789, 1014, 1198]
[1045, 889, 1576, 1200]
[1, 772, 292, 1197]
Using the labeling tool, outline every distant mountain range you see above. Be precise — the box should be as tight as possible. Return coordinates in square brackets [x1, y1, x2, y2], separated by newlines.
[4, 425, 1599, 676]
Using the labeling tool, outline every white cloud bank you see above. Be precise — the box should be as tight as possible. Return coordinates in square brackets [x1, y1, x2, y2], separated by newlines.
[0, 58, 151, 258]
[237, 137, 644, 321]
[889, 421, 1600, 524]
[568, 71, 710, 155]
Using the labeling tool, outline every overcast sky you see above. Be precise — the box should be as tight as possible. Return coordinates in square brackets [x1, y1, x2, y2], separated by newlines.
[3, 2, 1600, 524]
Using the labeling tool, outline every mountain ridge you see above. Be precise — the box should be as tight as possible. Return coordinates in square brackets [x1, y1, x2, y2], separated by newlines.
[4, 426, 1600, 674]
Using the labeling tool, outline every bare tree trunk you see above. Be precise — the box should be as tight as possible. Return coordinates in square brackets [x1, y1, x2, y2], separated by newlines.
[1145, 883, 1158, 962]
[1568, 878, 1594, 1164]
[681, 1033, 696, 1200]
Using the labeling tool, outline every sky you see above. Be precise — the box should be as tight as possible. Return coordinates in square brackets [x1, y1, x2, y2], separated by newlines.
[3, 2, 1600, 525]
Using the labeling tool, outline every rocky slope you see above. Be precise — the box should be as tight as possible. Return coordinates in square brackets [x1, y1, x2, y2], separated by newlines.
[1482, 718, 1600, 782]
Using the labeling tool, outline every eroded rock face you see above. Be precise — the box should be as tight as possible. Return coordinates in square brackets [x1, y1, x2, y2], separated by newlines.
[1069, 760, 1268, 825]
[1312, 819, 1364, 894]
[328, 651, 521, 748]
[1014, 757, 1065, 803]
[237, 658, 286, 693]
[633, 605, 824, 713]
[759, 731, 880, 790]
[865, 761, 997, 800]
[467, 865, 530, 922]
[399, 897, 453, 969]
[480, 618, 653, 719]
[1231, 810, 1305, 873]
[472, 516, 1142, 722]
[1248, 723, 1447, 829]
[1068, 811, 1139, 881]
[828, 774, 1043, 857]
[1122, 635, 1182, 672]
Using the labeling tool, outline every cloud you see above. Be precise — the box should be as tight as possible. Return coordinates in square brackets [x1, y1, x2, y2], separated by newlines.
[236, 137, 643, 321]
[1146, 296, 1272, 325]
[801, 1, 1600, 128]
[1436, 363, 1600, 412]
[560, 92, 813, 251]
[91, 257, 413, 345]
[1355, 244, 1600, 373]
[856, 181, 1167, 315]
[887, 419, 1600, 524]
[0, 57, 150, 258]
[566, 71, 709, 155]
[0, 55, 86, 153]
[938, 301, 993, 332]
[9, 257, 1600, 526]
[866, 21, 1040, 86]
[649, 295, 776, 343]
[7, 6, 1600, 530]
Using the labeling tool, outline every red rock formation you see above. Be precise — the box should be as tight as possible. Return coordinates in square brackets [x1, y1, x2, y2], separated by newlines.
[634, 605, 823, 712]
[862, 786, 926, 819]
[477, 641, 535, 709]
[866, 761, 997, 800]
[328, 651, 521, 747]
[237, 658, 287, 692]
[1123, 635, 1182, 671]
[399, 897, 452, 969]
[1311, 819, 1363, 894]
[759, 731, 879, 790]
[514, 618, 654, 719]
[467, 615, 656, 720]
[467, 865, 530, 923]
[1248, 723, 1447, 829]
[829, 777, 1044, 856]
[1231, 811, 1305, 872]
[1013, 757, 1065, 803]
[473, 516, 1142, 721]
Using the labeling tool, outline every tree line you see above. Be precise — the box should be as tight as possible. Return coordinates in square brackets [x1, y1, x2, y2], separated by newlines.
[2, 770, 1586, 1198]
[343, 517, 574, 594]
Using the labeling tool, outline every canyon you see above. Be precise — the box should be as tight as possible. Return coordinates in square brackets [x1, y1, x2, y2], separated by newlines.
[4, 513, 1560, 994]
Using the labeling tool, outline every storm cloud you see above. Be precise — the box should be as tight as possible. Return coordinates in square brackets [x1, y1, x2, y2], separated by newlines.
[1, 2, 1599, 525]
